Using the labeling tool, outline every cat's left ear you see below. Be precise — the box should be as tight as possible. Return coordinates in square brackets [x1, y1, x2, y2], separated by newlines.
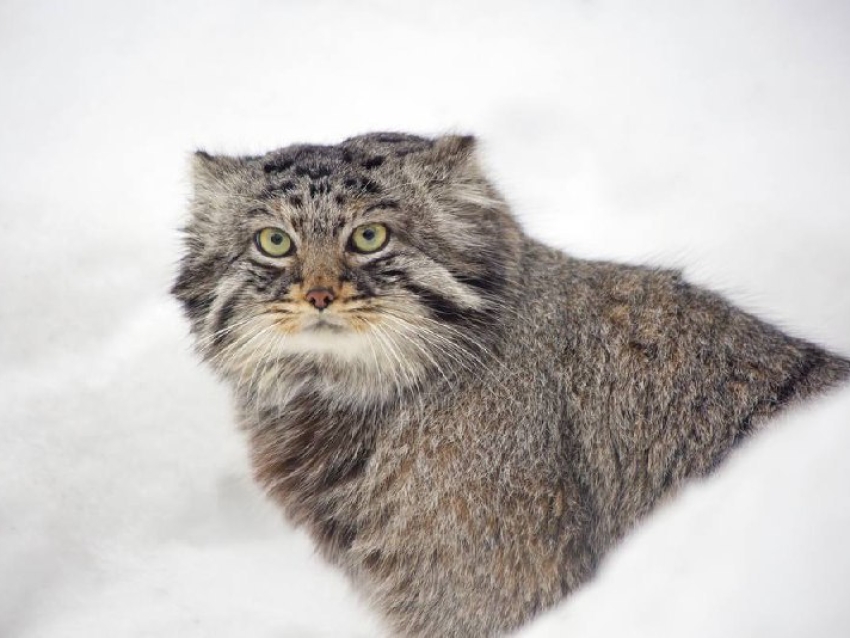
[414, 135, 504, 210]
[432, 134, 477, 164]
[405, 134, 485, 186]
[420, 135, 480, 180]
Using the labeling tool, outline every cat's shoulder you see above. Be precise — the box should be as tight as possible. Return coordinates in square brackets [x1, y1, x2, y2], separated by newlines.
[523, 239, 693, 314]
[522, 239, 784, 355]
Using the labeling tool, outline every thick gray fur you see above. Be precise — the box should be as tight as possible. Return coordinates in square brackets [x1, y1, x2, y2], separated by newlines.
[172, 132, 850, 637]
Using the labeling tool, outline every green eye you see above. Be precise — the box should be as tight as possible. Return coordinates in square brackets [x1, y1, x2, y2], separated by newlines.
[350, 223, 389, 254]
[255, 227, 293, 257]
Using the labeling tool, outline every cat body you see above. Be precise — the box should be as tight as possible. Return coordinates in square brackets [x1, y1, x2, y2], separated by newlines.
[172, 133, 849, 637]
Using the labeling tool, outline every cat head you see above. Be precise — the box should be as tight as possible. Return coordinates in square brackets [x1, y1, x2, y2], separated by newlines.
[172, 132, 521, 402]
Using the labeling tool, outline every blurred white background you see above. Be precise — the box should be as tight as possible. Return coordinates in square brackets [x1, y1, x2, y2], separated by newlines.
[1, 1, 848, 636]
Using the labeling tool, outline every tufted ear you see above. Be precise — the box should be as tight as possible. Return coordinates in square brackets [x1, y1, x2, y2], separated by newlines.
[415, 134, 479, 179]
[431, 134, 477, 162]
[191, 150, 244, 192]
[408, 134, 504, 211]
[188, 151, 250, 223]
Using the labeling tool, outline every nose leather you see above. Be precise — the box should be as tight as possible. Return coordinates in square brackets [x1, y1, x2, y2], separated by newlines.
[305, 287, 335, 310]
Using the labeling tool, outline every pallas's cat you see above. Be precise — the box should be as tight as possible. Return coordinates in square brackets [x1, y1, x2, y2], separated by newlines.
[172, 133, 849, 637]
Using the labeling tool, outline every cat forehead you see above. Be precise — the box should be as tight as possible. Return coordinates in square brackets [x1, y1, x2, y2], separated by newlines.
[193, 133, 476, 229]
[246, 136, 433, 210]
[253, 157, 401, 221]
[243, 151, 406, 233]
[259, 133, 434, 175]
[282, 195, 401, 237]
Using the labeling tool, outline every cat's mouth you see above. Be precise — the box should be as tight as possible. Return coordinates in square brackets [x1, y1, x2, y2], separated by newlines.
[301, 314, 348, 333]
[258, 309, 383, 364]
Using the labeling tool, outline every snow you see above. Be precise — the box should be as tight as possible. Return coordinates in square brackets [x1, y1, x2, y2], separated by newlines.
[1, 1, 848, 636]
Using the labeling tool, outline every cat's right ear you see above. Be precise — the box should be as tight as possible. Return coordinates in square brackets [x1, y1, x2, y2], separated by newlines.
[190, 150, 241, 220]
[190, 150, 242, 207]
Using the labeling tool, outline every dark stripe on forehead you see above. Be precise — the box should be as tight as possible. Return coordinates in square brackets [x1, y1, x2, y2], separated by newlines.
[392, 148, 419, 158]
[361, 179, 381, 194]
[264, 158, 294, 173]
[342, 176, 383, 195]
[264, 180, 297, 196]
[308, 181, 333, 197]
[372, 133, 421, 144]
[295, 165, 333, 180]
[362, 156, 385, 169]
[308, 214, 342, 236]
[263, 143, 348, 174]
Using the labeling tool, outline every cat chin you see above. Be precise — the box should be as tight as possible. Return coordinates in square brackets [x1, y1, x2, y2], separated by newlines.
[241, 328, 424, 407]
[214, 317, 428, 402]
[274, 328, 384, 363]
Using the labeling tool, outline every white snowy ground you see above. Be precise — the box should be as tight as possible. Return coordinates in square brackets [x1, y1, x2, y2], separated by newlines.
[1, 1, 848, 637]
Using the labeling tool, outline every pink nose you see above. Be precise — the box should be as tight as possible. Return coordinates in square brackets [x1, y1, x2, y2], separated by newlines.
[305, 287, 335, 310]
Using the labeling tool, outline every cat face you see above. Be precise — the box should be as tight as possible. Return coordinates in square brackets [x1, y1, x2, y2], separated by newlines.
[172, 133, 521, 399]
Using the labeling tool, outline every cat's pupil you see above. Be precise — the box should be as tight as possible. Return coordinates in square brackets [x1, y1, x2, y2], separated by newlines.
[363, 229, 375, 241]
[271, 234, 283, 245]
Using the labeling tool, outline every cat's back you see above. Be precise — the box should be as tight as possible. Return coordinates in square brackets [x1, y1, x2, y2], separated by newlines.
[523, 237, 849, 423]
[519, 238, 849, 546]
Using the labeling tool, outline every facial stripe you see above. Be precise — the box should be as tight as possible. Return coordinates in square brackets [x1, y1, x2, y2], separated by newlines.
[246, 263, 283, 293]
[212, 289, 243, 347]
[361, 252, 399, 269]
[172, 254, 235, 324]
[179, 291, 214, 321]
[401, 282, 469, 323]
[363, 200, 399, 213]
[456, 268, 507, 296]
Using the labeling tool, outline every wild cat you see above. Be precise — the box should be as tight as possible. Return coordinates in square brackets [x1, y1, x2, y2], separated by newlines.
[171, 132, 850, 637]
